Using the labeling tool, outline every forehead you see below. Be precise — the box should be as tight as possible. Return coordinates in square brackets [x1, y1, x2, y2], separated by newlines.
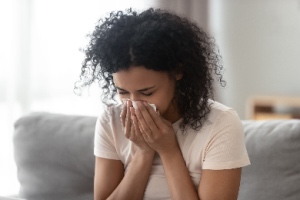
[112, 66, 169, 89]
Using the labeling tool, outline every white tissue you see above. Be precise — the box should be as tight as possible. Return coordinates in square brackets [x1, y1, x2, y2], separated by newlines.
[132, 101, 156, 111]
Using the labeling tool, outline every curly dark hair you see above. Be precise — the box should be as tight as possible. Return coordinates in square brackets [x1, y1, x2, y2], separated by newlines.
[75, 8, 225, 130]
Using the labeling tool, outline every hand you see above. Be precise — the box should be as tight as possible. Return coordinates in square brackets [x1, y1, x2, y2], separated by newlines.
[120, 100, 154, 154]
[134, 101, 179, 155]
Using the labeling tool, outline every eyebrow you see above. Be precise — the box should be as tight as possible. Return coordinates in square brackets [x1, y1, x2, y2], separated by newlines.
[115, 86, 155, 92]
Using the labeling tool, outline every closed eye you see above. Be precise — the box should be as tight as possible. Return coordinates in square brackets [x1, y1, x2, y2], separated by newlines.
[118, 91, 153, 96]
[141, 92, 153, 96]
[115, 86, 155, 96]
[118, 91, 128, 95]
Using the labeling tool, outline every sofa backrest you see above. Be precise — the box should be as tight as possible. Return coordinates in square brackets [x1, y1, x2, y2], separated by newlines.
[239, 120, 300, 200]
[14, 113, 97, 200]
[14, 113, 300, 200]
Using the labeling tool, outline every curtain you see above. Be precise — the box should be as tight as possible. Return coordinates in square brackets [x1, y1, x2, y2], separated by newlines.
[0, 0, 158, 195]
[158, 0, 209, 32]
[156, 0, 223, 102]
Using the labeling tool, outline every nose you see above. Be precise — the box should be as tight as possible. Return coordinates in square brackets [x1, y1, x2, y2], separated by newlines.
[130, 94, 143, 102]
[130, 94, 139, 102]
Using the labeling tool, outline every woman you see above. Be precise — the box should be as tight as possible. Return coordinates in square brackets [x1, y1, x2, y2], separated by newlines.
[77, 8, 250, 200]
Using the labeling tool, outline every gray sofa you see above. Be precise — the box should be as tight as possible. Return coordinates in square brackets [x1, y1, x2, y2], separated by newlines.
[13, 112, 300, 200]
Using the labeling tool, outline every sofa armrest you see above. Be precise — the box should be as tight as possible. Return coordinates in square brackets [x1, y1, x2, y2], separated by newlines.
[13, 112, 97, 200]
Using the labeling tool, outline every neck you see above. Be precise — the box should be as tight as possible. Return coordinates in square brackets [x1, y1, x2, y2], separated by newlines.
[162, 102, 181, 123]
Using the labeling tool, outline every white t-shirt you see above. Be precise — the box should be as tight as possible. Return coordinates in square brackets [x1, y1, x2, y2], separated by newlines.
[94, 100, 250, 199]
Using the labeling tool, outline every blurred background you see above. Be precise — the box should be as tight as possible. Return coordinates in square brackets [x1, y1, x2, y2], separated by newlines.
[1, 0, 300, 196]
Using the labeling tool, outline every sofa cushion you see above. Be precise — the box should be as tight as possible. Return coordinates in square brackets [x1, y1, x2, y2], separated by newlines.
[239, 120, 300, 200]
[14, 112, 97, 200]
[14, 113, 300, 200]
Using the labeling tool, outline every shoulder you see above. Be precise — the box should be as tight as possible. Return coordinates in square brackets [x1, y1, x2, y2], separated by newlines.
[98, 103, 123, 121]
[96, 103, 123, 128]
[206, 100, 241, 127]
[94, 104, 124, 160]
[94, 103, 124, 142]
[201, 100, 250, 170]
[201, 100, 244, 139]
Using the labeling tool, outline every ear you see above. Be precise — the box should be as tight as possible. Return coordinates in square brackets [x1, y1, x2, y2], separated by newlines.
[175, 72, 183, 81]
[174, 64, 183, 81]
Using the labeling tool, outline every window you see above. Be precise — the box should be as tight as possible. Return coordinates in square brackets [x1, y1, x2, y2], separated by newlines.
[0, 0, 158, 195]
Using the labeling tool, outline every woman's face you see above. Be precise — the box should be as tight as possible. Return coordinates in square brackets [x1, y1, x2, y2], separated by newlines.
[112, 66, 182, 122]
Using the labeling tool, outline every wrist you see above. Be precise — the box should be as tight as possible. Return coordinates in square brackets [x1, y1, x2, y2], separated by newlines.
[158, 145, 182, 160]
[135, 149, 156, 160]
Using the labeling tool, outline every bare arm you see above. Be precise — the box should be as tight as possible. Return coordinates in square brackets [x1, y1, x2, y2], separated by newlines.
[134, 102, 242, 200]
[160, 148, 199, 200]
[94, 101, 155, 200]
[198, 168, 242, 200]
[135, 102, 199, 199]
[160, 151, 242, 200]
[94, 151, 155, 200]
[94, 157, 123, 200]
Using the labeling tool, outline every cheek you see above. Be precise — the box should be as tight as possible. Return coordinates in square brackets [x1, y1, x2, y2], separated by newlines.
[151, 89, 175, 113]
[115, 94, 127, 104]
[118, 94, 130, 101]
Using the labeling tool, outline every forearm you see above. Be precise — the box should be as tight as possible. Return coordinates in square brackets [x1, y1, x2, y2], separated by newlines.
[107, 150, 154, 200]
[160, 148, 199, 200]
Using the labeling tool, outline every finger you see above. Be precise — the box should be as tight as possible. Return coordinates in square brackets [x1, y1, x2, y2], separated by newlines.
[136, 101, 160, 131]
[130, 107, 142, 138]
[132, 109, 149, 141]
[135, 102, 157, 138]
[138, 119, 149, 141]
[120, 101, 127, 128]
[143, 101, 169, 129]
[125, 101, 132, 138]
[130, 119, 135, 141]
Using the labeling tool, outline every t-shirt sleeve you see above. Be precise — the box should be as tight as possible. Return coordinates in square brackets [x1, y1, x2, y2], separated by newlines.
[94, 107, 120, 160]
[202, 109, 250, 170]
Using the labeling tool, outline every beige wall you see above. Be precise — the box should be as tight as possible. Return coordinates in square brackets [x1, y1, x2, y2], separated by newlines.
[153, 0, 300, 119]
[209, 0, 300, 119]
[158, 0, 209, 32]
